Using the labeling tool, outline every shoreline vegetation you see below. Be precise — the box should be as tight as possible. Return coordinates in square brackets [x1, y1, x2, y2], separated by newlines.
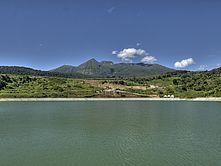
[0, 97, 221, 102]
[1, 65, 221, 99]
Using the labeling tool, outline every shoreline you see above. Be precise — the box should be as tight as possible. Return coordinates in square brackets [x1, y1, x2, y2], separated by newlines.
[0, 97, 221, 102]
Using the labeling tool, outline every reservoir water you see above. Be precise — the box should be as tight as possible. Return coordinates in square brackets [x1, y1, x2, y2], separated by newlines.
[0, 101, 221, 166]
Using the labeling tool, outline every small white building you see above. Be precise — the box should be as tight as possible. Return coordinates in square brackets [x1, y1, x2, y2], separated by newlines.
[164, 95, 175, 98]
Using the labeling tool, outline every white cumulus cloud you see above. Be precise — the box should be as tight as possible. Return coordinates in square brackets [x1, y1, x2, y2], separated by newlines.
[198, 65, 208, 71]
[174, 58, 195, 68]
[112, 48, 150, 62]
[112, 50, 118, 55]
[141, 56, 157, 64]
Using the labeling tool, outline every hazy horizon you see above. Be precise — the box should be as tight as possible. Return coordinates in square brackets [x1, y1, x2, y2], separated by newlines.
[0, 57, 220, 72]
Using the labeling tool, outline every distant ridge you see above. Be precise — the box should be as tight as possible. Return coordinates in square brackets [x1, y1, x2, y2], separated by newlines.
[2, 59, 221, 78]
[51, 58, 175, 77]
[51, 65, 77, 73]
[0, 66, 88, 78]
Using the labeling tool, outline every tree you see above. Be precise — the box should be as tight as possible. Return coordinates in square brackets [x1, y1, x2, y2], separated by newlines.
[173, 79, 179, 85]
[0, 80, 6, 90]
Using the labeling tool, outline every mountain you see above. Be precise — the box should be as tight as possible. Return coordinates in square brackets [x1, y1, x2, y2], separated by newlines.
[210, 67, 221, 74]
[76, 59, 114, 76]
[52, 58, 175, 77]
[50, 65, 77, 73]
[0, 59, 175, 78]
[0, 66, 88, 78]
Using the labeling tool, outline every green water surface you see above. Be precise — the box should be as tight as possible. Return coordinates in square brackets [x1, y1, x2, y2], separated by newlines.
[0, 101, 221, 166]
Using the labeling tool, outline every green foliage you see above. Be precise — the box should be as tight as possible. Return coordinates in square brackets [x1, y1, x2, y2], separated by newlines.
[147, 69, 221, 98]
[173, 79, 179, 85]
[0, 75, 101, 98]
[0, 66, 89, 78]
[0, 80, 7, 90]
[0, 66, 221, 98]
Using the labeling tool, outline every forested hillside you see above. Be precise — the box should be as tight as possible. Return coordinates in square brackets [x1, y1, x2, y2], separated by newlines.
[0, 66, 89, 78]
[51, 59, 175, 77]
[0, 67, 221, 98]
[0, 75, 100, 98]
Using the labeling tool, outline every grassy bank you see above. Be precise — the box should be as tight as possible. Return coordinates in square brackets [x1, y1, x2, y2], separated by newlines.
[0, 70, 221, 98]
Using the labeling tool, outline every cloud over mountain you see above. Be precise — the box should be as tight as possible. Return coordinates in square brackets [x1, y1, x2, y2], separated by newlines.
[174, 58, 195, 68]
[141, 56, 157, 64]
[112, 48, 157, 63]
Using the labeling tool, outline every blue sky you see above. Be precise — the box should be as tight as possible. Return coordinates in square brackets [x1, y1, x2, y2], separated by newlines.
[0, 0, 221, 70]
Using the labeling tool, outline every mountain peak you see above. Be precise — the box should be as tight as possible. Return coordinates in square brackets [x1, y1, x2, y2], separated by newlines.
[51, 59, 175, 77]
[87, 58, 98, 63]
